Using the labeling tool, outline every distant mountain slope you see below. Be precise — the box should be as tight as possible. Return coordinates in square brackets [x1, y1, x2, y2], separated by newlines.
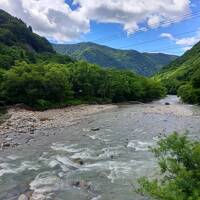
[0, 9, 54, 53]
[53, 42, 178, 76]
[154, 41, 200, 104]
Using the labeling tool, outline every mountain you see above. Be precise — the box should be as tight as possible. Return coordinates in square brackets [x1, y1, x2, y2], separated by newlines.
[0, 9, 73, 69]
[53, 42, 178, 76]
[155, 41, 200, 104]
[0, 9, 166, 109]
[0, 9, 54, 53]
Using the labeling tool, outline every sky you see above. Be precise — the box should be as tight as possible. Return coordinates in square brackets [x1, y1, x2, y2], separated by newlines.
[0, 0, 200, 55]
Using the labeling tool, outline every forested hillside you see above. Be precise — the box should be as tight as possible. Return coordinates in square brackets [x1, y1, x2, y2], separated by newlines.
[0, 10, 166, 110]
[53, 42, 178, 76]
[155, 41, 200, 104]
[0, 9, 73, 70]
[0, 9, 54, 53]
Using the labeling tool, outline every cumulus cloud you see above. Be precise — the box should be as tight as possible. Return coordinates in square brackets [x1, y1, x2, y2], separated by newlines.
[0, 0, 191, 42]
[0, 0, 90, 42]
[74, 0, 191, 33]
[161, 29, 200, 50]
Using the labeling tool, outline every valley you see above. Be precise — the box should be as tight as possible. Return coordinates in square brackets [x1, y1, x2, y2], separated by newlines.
[53, 42, 178, 76]
[0, 5, 199, 200]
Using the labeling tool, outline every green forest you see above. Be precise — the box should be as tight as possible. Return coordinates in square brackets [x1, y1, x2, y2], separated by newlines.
[154, 41, 200, 105]
[0, 9, 165, 110]
[53, 42, 178, 76]
[0, 8, 200, 111]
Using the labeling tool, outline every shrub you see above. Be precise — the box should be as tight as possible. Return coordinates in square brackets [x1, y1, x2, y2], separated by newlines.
[138, 133, 200, 200]
[178, 84, 200, 105]
[1, 62, 72, 107]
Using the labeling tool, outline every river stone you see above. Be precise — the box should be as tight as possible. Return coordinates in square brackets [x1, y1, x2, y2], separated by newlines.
[18, 194, 28, 200]
[2, 142, 11, 147]
[73, 158, 84, 165]
[91, 128, 100, 131]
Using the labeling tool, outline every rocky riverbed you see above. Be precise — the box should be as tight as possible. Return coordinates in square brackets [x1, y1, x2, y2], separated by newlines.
[0, 105, 117, 149]
[0, 96, 199, 200]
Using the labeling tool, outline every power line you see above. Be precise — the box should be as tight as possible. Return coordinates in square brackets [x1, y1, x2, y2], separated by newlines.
[99, 12, 200, 44]
[145, 44, 194, 53]
[119, 29, 199, 49]
[94, 10, 200, 43]
[89, 10, 200, 44]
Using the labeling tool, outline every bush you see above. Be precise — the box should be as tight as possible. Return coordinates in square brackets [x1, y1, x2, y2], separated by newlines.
[1, 62, 72, 107]
[69, 62, 166, 103]
[192, 69, 200, 88]
[0, 61, 166, 109]
[178, 84, 200, 105]
[138, 133, 200, 200]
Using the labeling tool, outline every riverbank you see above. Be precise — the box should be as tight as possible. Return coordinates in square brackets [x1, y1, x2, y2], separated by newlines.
[0, 104, 117, 149]
[0, 96, 197, 150]
[0, 96, 199, 200]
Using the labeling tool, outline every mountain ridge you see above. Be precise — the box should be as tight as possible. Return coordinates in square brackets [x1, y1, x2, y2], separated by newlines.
[53, 42, 178, 76]
[0, 9, 54, 53]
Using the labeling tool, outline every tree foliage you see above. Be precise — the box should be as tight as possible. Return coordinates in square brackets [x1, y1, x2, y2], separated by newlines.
[0, 61, 166, 109]
[154, 41, 200, 104]
[53, 42, 178, 76]
[1, 62, 72, 108]
[0, 9, 166, 109]
[138, 133, 200, 200]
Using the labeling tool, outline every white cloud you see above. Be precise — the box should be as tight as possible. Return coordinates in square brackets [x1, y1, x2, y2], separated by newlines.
[74, 0, 191, 34]
[0, 0, 191, 42]
[175, 37, 199, 46]
[160, 33, 175, 40]
[147, 15, 162, 28]
[161, 29, 200, 50]
[0, 0, 90, 42]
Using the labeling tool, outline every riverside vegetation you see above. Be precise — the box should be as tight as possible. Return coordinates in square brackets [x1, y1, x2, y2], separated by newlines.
[138, 133, 200, 200]
[154, 41, 200, 105]
[0, 9, 200, 200]
[0, 9, 166, 110]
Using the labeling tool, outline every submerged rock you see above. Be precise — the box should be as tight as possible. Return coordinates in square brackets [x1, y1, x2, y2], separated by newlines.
[91, 128, 100, 131]
[2, 142, 11, 147]
[72, 180, 91, 190]
[165, 102, 170, 105]
[73, 158, 84, 165]
[18, 194, 28, 200]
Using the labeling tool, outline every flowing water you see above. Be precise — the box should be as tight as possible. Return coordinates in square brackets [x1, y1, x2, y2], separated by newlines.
[0, 96, 200, 200]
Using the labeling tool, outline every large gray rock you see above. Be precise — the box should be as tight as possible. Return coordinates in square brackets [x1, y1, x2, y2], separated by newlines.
[18, 194, 28, 200]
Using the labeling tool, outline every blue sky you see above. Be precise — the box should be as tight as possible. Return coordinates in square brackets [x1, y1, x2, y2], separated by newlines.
[1, 0, 200, 55]
[70, 0, 200, 55]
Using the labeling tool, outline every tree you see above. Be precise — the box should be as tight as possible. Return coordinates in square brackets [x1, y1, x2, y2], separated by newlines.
[138, 133, 200, 200]
[1, 62, 72, 108]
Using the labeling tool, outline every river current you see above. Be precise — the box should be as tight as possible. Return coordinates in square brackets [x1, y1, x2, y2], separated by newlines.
[0, 96, 200, 200]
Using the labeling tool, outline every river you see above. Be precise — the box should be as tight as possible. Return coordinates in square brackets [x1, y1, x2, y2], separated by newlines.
[0, 96, 200, 200]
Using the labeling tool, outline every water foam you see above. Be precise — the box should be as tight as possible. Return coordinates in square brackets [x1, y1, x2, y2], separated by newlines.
[51, 143, 83, 153]
[0, 161, 40, 176]
[30, 171, 66, 200]
[127, 140, 154, 151]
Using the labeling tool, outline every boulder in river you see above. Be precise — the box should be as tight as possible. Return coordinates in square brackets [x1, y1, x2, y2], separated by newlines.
[91, 128, 100, 131]
[2, 142, 11, 147]
[72, 180, 91, 190]
[165, 102, 170, 105]
[73, 158, 84, 165]
[18, 194, 28, 200]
